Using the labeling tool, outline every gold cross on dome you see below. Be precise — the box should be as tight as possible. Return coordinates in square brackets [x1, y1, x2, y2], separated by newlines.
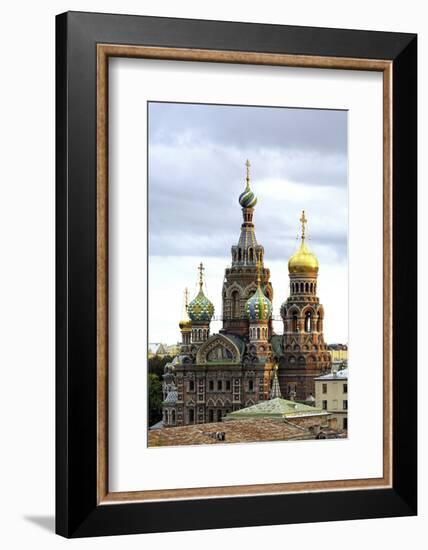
[198, 262, 205, 288]
[300, 210, 307, 240]
[245, 159, 251, 183]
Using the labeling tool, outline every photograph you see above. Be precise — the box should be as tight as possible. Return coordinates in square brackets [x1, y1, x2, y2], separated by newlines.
[147, 101, 349, 447]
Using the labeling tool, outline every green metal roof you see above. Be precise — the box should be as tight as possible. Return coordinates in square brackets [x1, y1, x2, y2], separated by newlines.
[224, 397, 328, 420]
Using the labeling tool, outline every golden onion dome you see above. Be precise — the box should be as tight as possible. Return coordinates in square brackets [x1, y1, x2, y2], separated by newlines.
[288, 240, 319, 274]
[179, 287, 192, 331]
[288, 210, 319, 274]
[179, 318, 192, 331]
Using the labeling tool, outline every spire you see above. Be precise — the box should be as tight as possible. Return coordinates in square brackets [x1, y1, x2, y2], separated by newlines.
[256, 257, 262, 286]
[198, 262, 205, 291]
[179, 287, 191, 331]
[270, 365, 282, 399]
[300, 210, 307, 241]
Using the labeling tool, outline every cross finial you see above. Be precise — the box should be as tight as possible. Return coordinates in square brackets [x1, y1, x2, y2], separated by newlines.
[198, 262, 205, 289]
[184, 287, 189, 308]
[300, 210, 307, 240]
[245, 159, 251, 185]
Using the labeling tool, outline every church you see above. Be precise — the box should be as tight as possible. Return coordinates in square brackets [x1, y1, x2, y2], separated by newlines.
[162, 161, 332, 427]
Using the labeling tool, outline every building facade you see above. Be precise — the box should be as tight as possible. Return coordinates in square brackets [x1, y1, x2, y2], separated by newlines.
[314, 367, 348, 431]
[161, 162, 332, 427]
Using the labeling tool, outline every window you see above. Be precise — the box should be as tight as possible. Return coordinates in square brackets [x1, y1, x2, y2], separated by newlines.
[322, 383, 327, 394]
[343, 417, 348, 430]
[188, 408, 194, 423]
[332, 399, 338, 410]
[217, 409, 222, 422]
[305, 311, 312, 332]
[322, 400, 328, 410]
[343, 400, 348, 410]
[217, 380, 223, 391]
[226, 380, 231, 391]
[292, 313, 298, 332]
[248, 380, 254, 391]
[189, 380, 194, 392]
[343, 383, 348, 393]
[209, 409, 214, 422]
[209, 380, 214, 391]
[231, 290, 240, 318]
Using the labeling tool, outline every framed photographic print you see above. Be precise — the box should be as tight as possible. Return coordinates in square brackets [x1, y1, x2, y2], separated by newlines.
[56, 11, 417, 538]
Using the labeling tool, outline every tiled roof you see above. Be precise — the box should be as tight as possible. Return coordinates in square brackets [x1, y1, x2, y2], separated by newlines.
[224, 397, 328, 420]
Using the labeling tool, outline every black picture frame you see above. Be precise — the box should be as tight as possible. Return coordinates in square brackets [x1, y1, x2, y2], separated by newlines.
[56, 11, 417, 538]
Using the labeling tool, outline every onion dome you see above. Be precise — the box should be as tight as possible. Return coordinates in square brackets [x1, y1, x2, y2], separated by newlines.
[187, 263, 215, 322]
[245, 285, 272, 322]
[288, 210, 319, 274]
[239, 159, 257, 208]
[245, 261, 272, 322]
[178, 287, 192, 331]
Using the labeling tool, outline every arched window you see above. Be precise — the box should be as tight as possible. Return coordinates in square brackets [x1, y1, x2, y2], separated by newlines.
[300, 282, 304, 292]
[231, 290, 240, 318]
[171, 410, 176, 424]
[257, 327, 261, 339]
[305, 311, 312, 332]
[305, 282, 309, 292]
[189, 408, 194, 423]
[292, 312, 298, 332]
[238, 248, 242, 262]
[217, 409, 222, 422]
[249, 248, 254, 262]
[209, 409, 214, 422]
[198, 328, 202, 340]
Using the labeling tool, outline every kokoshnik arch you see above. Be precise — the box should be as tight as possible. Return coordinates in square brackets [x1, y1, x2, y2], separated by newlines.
[161, 161, 332, 427]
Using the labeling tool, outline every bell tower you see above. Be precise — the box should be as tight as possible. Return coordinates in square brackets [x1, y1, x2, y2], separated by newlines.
[279, 211, 331, 401]
[221, 160, 273, 337]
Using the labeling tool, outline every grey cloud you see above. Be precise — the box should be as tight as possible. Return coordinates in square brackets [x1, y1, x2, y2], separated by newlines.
[149, 102, 347, 155]
[148, 102, 347, 267]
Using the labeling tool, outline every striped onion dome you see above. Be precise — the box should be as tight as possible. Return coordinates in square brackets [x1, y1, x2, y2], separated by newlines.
[239, 182, 257, 208]
[245, 285, 272, 322]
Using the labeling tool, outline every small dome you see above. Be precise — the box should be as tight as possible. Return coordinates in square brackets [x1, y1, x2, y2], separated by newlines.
[288, 240, 319, 274]
[239, 159, 257, 208]
[188, 288, 214, 322]
[179, 288, 192, 331]
[245, 286, 272, 322]
[179, 318, 192, 331]
[239, 183, 257, 208]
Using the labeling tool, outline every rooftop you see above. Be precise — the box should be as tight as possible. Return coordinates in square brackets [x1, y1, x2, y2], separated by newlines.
[148, 418, 335, 447]
[315, 367, 348, 381]
[224, 397, 329, 420]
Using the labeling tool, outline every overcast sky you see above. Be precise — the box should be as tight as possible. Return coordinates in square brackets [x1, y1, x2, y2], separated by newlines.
[148, 102, 348, 345]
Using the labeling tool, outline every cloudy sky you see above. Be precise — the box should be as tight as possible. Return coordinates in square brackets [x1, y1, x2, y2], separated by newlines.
[148, 102, 348, 345]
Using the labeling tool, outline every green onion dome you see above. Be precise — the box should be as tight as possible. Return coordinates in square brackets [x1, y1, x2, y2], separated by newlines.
[188, 288, 215, 322]
[239, 182, 257, 209]
[245, 285, 272, 322]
